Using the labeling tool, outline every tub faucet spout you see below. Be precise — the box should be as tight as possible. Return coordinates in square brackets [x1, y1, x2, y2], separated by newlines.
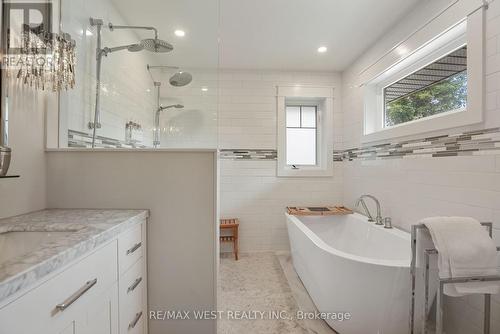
[355, 195, 383, 225]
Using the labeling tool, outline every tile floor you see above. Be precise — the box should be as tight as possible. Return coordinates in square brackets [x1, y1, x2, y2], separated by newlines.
[218, 252, 337, 334]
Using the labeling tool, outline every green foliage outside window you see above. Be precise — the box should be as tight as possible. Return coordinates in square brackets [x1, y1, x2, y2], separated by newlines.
[385, 71, 467, 127]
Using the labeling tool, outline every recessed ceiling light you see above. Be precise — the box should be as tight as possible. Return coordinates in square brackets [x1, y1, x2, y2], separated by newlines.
[201, 87, 208, 92]
[396, 45, 409, 56]
[317, 46, 327, 53]
[175, 30, 186, 37]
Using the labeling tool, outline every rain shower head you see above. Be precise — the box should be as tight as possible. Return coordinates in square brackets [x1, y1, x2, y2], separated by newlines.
[104, 39, 172, 54]
[127, 44, 144, 52]
[147, 65, 194, 87]
[140, 38, 173, 53]
[107, 21, 173, 53]
[169, 71, 193, 87]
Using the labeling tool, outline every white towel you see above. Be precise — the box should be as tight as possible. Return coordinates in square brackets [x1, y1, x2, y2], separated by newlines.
[421, 217, 500, 297]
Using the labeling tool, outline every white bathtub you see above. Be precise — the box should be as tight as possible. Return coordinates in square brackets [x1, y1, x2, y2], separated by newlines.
[286, 213, 411, 334]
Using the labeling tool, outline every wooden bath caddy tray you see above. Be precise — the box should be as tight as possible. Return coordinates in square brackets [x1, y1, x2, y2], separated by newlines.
[286, 206, 353, 216]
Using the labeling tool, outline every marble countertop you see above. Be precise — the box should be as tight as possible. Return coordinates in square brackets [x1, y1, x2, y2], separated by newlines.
[0, 209, 149, 304]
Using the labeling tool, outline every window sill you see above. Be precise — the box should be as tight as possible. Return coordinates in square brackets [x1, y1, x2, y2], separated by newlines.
[362, 107, 482, 144]
[277, 166, 333, 178]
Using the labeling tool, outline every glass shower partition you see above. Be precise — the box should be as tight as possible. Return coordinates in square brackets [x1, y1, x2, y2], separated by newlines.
[54, 0, 219, 149]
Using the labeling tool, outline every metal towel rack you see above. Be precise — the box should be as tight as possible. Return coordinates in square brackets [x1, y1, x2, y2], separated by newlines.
[410, 222, 500, 334]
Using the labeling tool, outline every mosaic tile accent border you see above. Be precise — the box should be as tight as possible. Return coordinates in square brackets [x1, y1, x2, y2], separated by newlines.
[69, 127, 500, 160]
[333, 150, 344, 162]
[68, 130, 147, 149]
[343, 127, 500, 161]
[219, 149, 343, 161]
[220, 127, 500, 161]
[219, 149, 278, 160]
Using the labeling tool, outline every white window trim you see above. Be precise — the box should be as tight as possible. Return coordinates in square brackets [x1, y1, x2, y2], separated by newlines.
[361, 4, 485, 143]
[277, 86, 334, 177]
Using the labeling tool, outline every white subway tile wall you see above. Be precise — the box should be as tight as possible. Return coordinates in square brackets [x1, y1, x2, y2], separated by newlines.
[218, 71, 343, 150]
[220, 160, 344, 252]
[341, 1, 500, 333]
[218, 70, 343, 253]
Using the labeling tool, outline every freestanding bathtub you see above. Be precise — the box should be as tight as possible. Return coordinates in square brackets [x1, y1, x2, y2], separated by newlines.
[286, 212, 411, 334]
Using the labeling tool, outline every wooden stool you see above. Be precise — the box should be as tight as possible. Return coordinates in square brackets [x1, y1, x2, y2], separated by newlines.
[220, 218, 239, 260]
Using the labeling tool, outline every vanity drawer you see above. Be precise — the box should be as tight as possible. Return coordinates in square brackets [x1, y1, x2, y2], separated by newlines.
[0, 240, 118, 333]
[119, 257, 145, 334]
[118, 222, 143, 275]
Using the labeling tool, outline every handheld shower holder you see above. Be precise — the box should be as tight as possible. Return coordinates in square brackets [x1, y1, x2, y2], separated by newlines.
[89, 17, 104, 27]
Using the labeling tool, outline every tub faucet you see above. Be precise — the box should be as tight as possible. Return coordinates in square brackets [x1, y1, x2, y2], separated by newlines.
[355, 195, 383, 225]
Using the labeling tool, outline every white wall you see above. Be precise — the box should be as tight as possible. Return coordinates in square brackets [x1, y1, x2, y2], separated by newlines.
[341, 0, 500, 332]
[218, 70, 343, 252]
[59, 0, 156, 146]
[0, 80, 48, 219]
[46, 150, 217, 334]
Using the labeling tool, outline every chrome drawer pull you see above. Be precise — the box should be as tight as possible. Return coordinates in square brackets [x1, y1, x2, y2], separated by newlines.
[127, 277, 143, 293]
[126, 242, 142, 255]
[56, 278, 98, 311]
[129, 311, 143, 329]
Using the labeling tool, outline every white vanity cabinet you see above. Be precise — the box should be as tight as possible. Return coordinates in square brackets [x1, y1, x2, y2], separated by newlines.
[0, 220, 147, 334]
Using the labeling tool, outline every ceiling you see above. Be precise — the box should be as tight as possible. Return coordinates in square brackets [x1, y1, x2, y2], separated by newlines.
[112, 0, 421, 72]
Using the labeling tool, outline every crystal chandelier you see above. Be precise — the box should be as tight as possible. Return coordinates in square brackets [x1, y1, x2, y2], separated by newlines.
[13, 25, 76, 92]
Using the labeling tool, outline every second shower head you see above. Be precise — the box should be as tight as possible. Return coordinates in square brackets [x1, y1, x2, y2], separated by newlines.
[148, 65, 193, 87]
